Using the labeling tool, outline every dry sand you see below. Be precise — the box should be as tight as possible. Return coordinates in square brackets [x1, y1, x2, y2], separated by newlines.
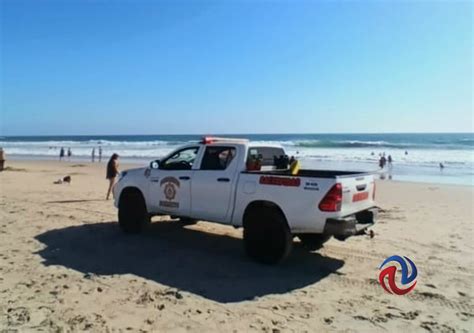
[0, 160, 473, 332]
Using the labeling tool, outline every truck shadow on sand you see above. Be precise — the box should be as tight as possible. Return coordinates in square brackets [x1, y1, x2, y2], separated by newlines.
[35, 220, 344, 303]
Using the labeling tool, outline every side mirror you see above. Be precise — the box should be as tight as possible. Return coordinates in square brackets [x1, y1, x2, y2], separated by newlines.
[150, 160, 160, 169]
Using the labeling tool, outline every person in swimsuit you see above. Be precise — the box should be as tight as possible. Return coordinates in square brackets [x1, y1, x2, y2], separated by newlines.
[59, 147, 65, 161]
[106, 153, 119, 200]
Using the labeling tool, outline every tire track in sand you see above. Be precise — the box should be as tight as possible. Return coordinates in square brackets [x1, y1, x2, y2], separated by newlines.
[322, 244, 472, 278]
[327, 275, 473, 312]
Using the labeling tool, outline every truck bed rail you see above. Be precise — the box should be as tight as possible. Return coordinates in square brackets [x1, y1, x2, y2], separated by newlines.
[241, 169, 372, 179]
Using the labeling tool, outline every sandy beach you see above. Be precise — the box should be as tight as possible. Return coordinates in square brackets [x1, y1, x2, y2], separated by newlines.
[0, 160, 473, 332]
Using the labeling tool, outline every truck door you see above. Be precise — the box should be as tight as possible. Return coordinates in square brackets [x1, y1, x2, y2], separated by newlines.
[148, 146, 199, 217]
[191, 146, 238, 223]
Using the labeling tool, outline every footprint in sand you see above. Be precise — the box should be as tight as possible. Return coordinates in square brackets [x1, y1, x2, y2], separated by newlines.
[399, 311, 420, 320]
[420, 321, 455, 332]
[456, 312, 474, 321]
[6, 307, 31, 326]
[29, 306, 54, 327]
[67, 313, 106, 331]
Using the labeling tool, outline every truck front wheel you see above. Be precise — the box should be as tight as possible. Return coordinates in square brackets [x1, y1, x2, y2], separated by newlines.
[243, 207, 292, 264]
[298, 234, 331, 251]
[118, 189, 149, 233]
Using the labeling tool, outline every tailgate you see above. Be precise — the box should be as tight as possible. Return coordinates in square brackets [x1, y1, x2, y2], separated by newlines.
[339, 174, 375, 216]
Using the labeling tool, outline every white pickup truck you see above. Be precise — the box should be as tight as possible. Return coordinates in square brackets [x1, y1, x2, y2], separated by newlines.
[114, 137, 378, 264]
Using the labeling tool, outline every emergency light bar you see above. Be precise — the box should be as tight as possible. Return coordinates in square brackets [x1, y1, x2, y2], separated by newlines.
[201, 136, 249, 144]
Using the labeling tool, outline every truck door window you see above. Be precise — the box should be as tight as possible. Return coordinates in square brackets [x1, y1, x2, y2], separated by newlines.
[160, 147, 199, 170]
[200, 146, 236, 170]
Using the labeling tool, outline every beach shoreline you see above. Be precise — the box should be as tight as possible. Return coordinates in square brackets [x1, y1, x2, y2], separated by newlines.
[0, 159, 473, 331]
[2, 132, 473, 187]
[4, 155, 473, 187]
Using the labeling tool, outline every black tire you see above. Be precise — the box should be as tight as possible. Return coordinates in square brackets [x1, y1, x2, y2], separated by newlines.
[179, 217, 198, 225]
[118, 189, 149, 233]
[298, 234, 331, 251]
[243, 207, 293, 264]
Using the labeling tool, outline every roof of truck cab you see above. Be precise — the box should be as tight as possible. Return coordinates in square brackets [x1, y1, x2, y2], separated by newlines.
[183, 141, 284, 150]
[189, 136, 284, 149]
[203, 142, 284, 149]
[248, 142, 284, 149]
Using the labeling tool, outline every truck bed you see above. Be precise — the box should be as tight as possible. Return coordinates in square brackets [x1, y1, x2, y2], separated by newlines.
[242, 169, 371, 178]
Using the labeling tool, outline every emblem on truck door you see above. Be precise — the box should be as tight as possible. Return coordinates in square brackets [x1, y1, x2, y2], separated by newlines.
[159, 177, 180, 208]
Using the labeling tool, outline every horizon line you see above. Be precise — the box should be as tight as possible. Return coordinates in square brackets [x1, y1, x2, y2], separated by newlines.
[0, 131, 473, 138]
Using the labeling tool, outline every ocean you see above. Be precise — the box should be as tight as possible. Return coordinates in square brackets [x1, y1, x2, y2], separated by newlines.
[1, 133, 473, 186]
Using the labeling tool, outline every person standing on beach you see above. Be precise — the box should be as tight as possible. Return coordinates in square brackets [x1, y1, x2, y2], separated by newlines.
[91, 148, 95, 163]
[59, 147, 65, 161]
[99, 146, 102, 163]
[387, 155, 392, 166]
[67, 148, 72, 161]
[106, 153, 119, 200]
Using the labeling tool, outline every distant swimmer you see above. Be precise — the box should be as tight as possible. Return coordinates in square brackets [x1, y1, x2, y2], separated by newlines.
[405, 150, 408, 155]
[388, 155, 392, 165]
[99, 146, 103, 163]
[440, 162, 445, 170]
[59, 147, 65, 161]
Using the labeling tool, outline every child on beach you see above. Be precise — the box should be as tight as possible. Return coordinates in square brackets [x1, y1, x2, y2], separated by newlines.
[106, 153, 119, 200]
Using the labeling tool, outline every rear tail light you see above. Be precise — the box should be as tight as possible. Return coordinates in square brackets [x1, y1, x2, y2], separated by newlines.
[319, 183, 342, 212]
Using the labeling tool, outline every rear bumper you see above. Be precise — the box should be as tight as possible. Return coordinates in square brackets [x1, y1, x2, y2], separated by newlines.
[323, 207, 379, 240]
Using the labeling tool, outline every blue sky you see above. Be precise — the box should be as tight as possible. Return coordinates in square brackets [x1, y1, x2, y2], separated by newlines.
[1, 0, 472, 135]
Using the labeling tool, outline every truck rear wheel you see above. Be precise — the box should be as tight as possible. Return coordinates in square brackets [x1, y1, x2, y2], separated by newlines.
[243, 207, 292, 264]
[118, 189, 149, 233]
[298, 234, 331, 251]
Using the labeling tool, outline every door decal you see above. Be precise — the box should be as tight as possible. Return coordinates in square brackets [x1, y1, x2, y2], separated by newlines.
[159, 177, 180, 208]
